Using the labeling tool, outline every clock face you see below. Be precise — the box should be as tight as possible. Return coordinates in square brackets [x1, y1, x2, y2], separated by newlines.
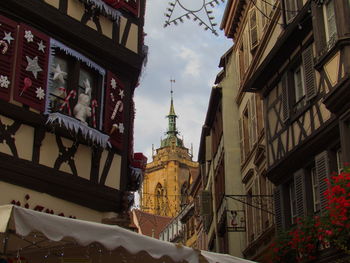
[177, 0, 205, 12]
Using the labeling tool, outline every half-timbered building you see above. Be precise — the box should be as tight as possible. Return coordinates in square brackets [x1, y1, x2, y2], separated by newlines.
[0, 0, 147, 222]
[238, 0, 350, 261]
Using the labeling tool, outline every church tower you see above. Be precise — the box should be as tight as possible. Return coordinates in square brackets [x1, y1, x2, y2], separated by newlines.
[141, 85, 198, 217]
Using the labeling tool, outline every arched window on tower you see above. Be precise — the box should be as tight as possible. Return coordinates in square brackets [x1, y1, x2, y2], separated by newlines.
[155, 183, 164, 215]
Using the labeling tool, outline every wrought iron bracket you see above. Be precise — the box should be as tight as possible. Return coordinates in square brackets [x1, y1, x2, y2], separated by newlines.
[225, 195, 274, 215]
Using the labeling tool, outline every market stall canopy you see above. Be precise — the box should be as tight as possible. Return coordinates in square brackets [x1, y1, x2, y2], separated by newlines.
[0, 205, 256, 263]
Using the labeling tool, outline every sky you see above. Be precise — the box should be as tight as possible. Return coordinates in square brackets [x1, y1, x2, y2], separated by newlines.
[133, 0, 232, 162]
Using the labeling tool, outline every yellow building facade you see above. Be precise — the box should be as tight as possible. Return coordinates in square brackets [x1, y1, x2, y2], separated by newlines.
[141, 92, 198, 217]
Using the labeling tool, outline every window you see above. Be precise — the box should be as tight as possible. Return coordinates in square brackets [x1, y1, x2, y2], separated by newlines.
[323, 0, 337, 43]
[155, 183, 165, 215]
[261, 0, 277, 27]
[284, 0, 298, 22]
[311, 168, 320, 213]
[250, 95, 258, 146]
[337, 149, 344, 173]
[249, 8, 258, 50]
[289, 181, 297, 224]
[243, 106, 251, 158]
[293, 65, 306, 109]
[48, 49, 102, 128]
[281, 45, 316, 120]
[239, 43, 245, 81]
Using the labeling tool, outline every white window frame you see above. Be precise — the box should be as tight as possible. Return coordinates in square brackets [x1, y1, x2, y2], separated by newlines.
[337, 149, 344, 174]
[293, 65, 306, 108]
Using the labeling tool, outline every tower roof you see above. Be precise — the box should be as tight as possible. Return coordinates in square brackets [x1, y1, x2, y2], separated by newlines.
[161, 81, 183, 148]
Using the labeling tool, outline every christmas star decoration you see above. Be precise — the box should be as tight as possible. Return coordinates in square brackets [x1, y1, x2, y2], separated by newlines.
[3, 32, 14, 44]
[0, 75, 10, 88]
[118, 123, 124, 134]
[37, 40, 46, 53]
[52, 64, 67, 83]
[26, 56, 42, 79]
[118, 89, 124, 99]
[35, 87, 45, 100]
[24, 30, 34, 42]
[163, 0, 224, 36]
[111, 78, 117, 89]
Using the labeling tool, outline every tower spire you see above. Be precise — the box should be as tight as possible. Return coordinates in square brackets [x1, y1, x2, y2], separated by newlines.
[167, 79, 177, 135]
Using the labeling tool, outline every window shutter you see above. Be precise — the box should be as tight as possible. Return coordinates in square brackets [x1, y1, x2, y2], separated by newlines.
[274, 185, 285, 232]
[250, 95, 257, 146]
[0, 15, 17, 101]
[315, 151, 330, 214]
[249, 8, 258, 49]
[281, 73, 290, 122]
[243, 31, 249, 72]
[294, 169, 306, 218]
[302, 46, 317, 101]
[104, 72, 125, 150]
[13, 24, 50, 112]
[239, 117, 244, 162]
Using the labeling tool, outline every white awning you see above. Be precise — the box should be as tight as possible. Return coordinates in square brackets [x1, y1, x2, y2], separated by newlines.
[0, 205, 256, 263]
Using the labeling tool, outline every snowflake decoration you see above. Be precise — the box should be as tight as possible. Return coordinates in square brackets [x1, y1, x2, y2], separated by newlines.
[111, 78, 117, 89]
[24, 30, 34, 43]
[118, 89, 124, 99]
[35, 87, 45, 100]
[0, 75, 10, 88]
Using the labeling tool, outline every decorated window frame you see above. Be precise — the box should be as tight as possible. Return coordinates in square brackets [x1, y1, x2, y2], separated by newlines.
[46, 39, 106, 130]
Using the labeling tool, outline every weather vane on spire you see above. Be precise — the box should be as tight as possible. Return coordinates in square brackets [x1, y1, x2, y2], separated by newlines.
[170, 78, 175, 98]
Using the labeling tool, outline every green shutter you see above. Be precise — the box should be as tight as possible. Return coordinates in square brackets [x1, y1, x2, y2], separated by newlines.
[274, 185, 285, 232]
[294, 169, 306, 218]
[315, 151, 330, 214]
[281, 73, 290, 122]
[302, 45, 317, 101]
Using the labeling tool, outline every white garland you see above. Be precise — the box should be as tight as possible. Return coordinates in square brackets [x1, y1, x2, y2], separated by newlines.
[80, 0, 122, 20]
[46, 112, 111, 149]
[50, 39, 106, 75]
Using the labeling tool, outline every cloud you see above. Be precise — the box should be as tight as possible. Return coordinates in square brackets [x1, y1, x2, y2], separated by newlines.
[176, 46, 201, 77]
